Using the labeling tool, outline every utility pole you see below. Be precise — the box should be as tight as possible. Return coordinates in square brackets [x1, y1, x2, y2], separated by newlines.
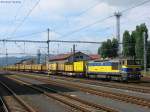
[73, 44, 76, 62]
[114, 12, 122, 56]
[37, 49, 41, 64]
[6, 48, 8, 69]
[143, 32, 147, 74]
[47, 28, 50, 76]
[47, 28, 50, 57]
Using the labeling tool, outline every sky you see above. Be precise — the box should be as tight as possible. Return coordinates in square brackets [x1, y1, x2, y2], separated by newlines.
[0, 0, 150, 56]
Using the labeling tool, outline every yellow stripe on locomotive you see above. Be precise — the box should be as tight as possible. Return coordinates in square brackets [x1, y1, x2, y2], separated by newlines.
[87, 62, 119, 73]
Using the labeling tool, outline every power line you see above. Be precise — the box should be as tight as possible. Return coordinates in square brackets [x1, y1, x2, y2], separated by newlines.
[14, 0, 26, 21]
[0, 39, 46, 43]
[2, 39, 146, 45]
[14, 42, 25, 53]
[1, 0, 25, 38]
[59, 15, 114, 38]
[121, 0, 150, 13]
[5, 30, 46, 40]
[2, 29, 62, 40]
[59, 0, 150, 40]
[76, 0, 103, 17]
[2, 0, 150, 45]
[5, 0, 41, 40]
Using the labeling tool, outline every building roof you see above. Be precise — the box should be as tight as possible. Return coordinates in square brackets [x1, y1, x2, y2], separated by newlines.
[49, 51, 100, 61]
[49, 53, 72, 61]
[49, 51, 87, 61]
[89, 54, 101, 60]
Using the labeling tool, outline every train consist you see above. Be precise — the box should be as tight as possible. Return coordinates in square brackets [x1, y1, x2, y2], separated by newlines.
[4, 59, 142, 81]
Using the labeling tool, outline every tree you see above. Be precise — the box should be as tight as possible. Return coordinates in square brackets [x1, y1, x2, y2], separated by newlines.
[123, 30, 131, 57]
[98, 38, 118, 58]
[135, 23, 148, 60]
[147, 41, 150, 68]
[106, 39, 113, 57]
[112, 38, 119, 57]
[99, 41, 109, 58]
[130, 31, 136, 57]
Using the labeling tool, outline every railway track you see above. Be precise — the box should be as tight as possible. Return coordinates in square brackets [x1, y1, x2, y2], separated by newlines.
[15, 74, 150, 109]
[0, 97, 8, 112]
[26, 72, 150, 94]
[0, 80, 37, 112]
[49, 75, 150, 94]
[8, 75, 119, 112]
[10, 71, 150, 94]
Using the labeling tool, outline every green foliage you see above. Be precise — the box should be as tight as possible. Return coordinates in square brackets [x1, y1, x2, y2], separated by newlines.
[98, 38, 118, 58]
[123, 30, 131, 57]
[122, 30, 136, 58]
[112, 38, 119, 57]
[130, 31, 136, 57]
[122, 23, 148, 61]
[135, 23, 148, 60]
[147, 41, 150, 68]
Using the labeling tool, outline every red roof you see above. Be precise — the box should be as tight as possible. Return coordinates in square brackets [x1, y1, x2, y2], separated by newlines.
[89, 54, 101, 60]
[49, 52, 100, 61]
[49, 53, 73, 61]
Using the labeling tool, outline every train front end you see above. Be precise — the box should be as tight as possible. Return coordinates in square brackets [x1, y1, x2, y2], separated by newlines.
[120, 59, 142, 81]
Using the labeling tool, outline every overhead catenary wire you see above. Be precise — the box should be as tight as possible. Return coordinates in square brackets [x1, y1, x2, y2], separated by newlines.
[3, 0, 149, 42]
[5, 30, 46, 40]
[75, 0, 104, 17]
[14, 0, 26, 21]
[2, 28, 64, 40]
[57, 0, 150, 40]
[1, 0, 150, 59]
[59, 15, 114, 38]
[121, 0, 150, 13]
[14, 42, 25, 53]
[1, 0, 25, 38]
[4, 0, 41, 40]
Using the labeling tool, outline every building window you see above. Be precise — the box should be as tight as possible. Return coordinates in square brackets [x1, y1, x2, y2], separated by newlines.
[80, 56, 83, 59]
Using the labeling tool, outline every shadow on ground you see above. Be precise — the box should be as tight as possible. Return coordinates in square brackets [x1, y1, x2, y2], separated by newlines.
[0, 76, 76, 97]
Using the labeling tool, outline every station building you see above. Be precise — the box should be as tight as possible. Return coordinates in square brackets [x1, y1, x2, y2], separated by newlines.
[49, 51, 100, 63]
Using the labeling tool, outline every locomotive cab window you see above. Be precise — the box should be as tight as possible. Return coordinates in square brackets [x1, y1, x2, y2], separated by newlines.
[126, 60, 141, 65]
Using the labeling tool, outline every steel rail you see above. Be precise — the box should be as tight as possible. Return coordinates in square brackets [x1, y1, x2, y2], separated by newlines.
[48, 74, 150, 94]
[0, 97, 9, 112]
[0, 81, 37, 112]
[9, 76, 119, 112]
[18, 71, 150, 94]
[19, 74, 150, 108]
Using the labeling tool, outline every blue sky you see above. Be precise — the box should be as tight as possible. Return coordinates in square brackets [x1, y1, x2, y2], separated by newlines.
[0, 0, 150, 56]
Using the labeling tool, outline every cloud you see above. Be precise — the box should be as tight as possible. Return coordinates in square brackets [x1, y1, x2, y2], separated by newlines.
[0, 0, 150, 54]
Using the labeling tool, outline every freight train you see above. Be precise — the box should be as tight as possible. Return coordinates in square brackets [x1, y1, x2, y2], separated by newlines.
[4, 59, 142, 81]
